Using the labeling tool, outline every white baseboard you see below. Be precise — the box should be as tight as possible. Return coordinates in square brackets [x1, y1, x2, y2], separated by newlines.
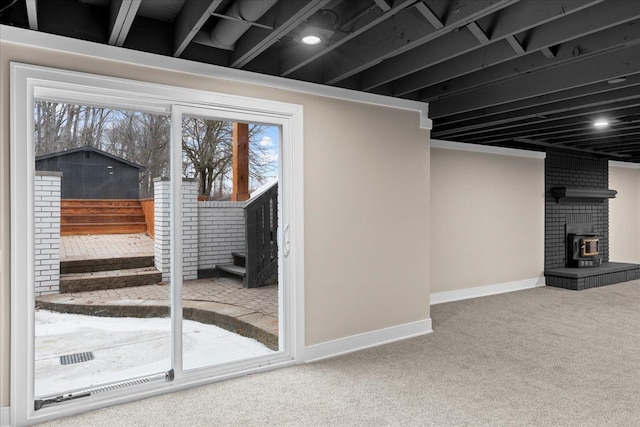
[303, 318, 433, 363]
[1, 406, 9, 427]
[430, 277, 546, 305]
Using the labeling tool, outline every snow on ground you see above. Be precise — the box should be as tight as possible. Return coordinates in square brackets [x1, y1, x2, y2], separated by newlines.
[35, 310, 275, 397]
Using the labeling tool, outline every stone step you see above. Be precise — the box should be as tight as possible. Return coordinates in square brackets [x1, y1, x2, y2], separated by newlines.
[60, 267, 162, 293]
[216, 263, 246, 278]
[61, 255, 155, 274]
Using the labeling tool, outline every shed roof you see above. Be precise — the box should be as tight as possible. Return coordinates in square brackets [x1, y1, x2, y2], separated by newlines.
[35, 145, 146, 171]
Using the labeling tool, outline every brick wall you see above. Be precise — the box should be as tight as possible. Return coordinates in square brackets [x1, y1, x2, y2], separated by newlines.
[545, 149, 609, 269]
[34, 172, 61, 296]
[197, 201, 246, 271]
[154, 179, 249, 279]
[182, 181, 198, 280]
[154, 178, 198, 282]
[154, 177, 170, 281]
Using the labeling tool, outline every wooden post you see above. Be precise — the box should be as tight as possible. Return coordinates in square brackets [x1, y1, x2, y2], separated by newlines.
[232, 122, 250, 201]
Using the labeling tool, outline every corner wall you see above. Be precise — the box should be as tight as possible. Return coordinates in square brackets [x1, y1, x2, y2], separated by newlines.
[609, 162, 640, 263]
[430, 141, 545, 296]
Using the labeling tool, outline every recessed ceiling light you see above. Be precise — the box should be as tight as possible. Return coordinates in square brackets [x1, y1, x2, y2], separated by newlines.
[301, 35, 322, 45]
[593, 120, 609, 128]
[607, 77, 627, 84]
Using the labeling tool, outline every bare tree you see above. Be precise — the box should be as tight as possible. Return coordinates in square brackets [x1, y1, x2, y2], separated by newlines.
[34, 101, 276, 200]
[181, 118, 234, 197]
[34, 101, 113, 154]
[104, 111, 170, 198]
[135, 113, 170, 198]
[181, 118, 275, 198]
[79, 106, 111, 148]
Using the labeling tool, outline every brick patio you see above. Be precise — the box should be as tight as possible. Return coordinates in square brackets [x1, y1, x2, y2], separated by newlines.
[39, 233, 279, 349]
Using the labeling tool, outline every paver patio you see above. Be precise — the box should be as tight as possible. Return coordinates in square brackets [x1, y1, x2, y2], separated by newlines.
[38, 233, 279, 349]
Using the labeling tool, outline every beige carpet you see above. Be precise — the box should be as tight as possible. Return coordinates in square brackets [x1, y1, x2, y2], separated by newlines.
[37, 281, 640, 426]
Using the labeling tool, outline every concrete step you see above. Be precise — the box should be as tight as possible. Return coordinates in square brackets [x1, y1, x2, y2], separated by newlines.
[60, 267, 162, 293]
[61, 255, 155, 274]
[232, 252, 246, 267]
[216, 263, 246, 278]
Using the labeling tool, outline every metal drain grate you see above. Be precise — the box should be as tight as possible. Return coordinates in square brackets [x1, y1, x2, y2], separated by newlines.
[60, 351, 94, 365]
[90, 377, 151, 394]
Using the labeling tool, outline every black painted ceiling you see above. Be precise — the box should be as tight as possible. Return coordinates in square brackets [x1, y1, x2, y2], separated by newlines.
[2, 0, 639, 160]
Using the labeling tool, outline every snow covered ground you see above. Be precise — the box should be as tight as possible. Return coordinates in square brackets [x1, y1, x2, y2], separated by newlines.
[35, 310, 275, 397]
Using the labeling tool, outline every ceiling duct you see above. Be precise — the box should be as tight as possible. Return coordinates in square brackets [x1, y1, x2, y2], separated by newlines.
[210, 0, 277, 50]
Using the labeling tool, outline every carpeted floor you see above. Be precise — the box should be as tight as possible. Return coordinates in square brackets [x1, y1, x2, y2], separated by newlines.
[36, 281, 640, 426]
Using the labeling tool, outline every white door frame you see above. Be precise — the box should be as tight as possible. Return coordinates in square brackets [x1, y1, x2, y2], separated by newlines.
[10, 62, 305, 426]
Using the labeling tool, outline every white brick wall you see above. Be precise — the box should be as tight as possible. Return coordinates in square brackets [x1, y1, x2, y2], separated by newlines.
[154, 178, 171, 281]
[197, 201, 246, 270]
[182, 181, 198, 280]
[154, 179, 251, 279]
[154, 178, 198, 281]
[34, 172, 61, 296]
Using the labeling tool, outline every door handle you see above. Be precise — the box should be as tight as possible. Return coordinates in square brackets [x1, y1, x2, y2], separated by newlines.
[283, 224, 290, 257]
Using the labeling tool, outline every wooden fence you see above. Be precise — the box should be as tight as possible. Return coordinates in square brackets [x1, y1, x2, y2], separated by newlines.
[140, 199, 155, 238]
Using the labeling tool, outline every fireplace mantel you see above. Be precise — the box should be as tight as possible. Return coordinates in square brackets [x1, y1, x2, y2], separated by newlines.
[550, 187, 617, 203]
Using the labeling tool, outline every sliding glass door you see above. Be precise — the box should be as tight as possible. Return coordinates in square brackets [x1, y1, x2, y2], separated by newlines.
[11, 64, 301, 426]
[30, 102, 285, 405]
[177, 108, 281, 372]
[32, 102, 173, 407]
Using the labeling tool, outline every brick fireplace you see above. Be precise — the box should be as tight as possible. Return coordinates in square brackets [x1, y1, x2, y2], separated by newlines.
[544, 149, 640, 290]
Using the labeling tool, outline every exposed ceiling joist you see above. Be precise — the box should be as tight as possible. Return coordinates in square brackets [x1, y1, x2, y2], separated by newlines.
[415, 2, 443, 29]
[406, 2, 640, 100]
[278, 0, 416, 77]
[514, 137, 630, 158]
[431, 69, 640, 132]
[4, 0, 640, 162]
[523, 0, 640, 52]
[317, 0, 517, 85]
[25, 0, 36, 29]
[231, 0, 332, 69]
[476, 122, 637, 144]
[552, 127, 640, 146]
[372, 0, 391, 12]
[469, 114, 640, 145]
[505, 35, 525, 54]
[361, 0, 599, 92]
[430, 44, 640, 118]
[108, 0, 142, 47]
[607, 142, 640, 152]
[435, 98, 640, 140]
[540, 46, 556, 59]
[463, 118, 640, 145]
[173, 0, 223, 57]
[362, 27, 485, 91]
[567, 141, 640, 153]
[466, 21, 489, 43]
